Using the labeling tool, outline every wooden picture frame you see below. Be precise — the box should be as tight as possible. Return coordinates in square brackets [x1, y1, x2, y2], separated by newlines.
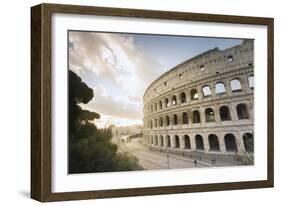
[31, 3, 274, 202]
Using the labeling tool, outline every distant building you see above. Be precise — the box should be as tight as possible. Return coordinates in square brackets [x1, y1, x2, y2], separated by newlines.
[143, 40, 254, 156]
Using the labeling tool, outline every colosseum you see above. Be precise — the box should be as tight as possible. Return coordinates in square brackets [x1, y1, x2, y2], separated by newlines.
[142, 40, 254, 162]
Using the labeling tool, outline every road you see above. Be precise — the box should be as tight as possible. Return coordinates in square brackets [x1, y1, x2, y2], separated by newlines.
[118, 138, 209, 170]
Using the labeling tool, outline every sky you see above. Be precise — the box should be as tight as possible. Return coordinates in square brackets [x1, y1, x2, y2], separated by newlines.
[69, 31, 242, 128]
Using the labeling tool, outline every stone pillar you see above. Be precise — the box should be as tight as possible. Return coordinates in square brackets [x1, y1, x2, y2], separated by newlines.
[210, 82, 216, 98]
[230, 102, 239, 121]
[163, 135, 168, 148]
[186, 89, 191, 103]
[203, 134, 210, 152]
[180, 135, 184, 149]
[197, 85, 203, 100]
[236, 132, 245, 154]
[200, 107, 205, 126]
[171, 135, 176, 148]
[225, 78, 232, 96]
[218, 134, 227, 153]
[190, 134, 196, 151]
[214, 105, 221, 124]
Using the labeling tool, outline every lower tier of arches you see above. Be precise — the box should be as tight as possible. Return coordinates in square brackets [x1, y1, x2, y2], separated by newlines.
[144, 132, 253, 154]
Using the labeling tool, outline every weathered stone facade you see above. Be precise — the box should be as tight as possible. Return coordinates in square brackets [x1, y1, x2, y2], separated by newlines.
[142, 40, 254, 156]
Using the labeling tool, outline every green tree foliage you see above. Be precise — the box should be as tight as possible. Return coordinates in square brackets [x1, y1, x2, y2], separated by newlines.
[68, 70, 143, 173]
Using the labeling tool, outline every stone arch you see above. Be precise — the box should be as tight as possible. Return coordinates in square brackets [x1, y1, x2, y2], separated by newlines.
[175, 135, 180, 148]
[166, 115, 170, 126]
[243, 133, 254, 153]
[208, 134, 220, 151]
[219, 105, 231, 121]
[172, 95, 177, 106]
[192, 110, 201, 123]
[154, 102, 157, 111]
[195, 134, 204, 150]
[202, 85, 212, 97]
[237, 103, 249, 119]
[215, 82, 226, 94]
[159, 100, 163, 110]
[182, 112, 188, 124]
[154, 118, 157, 127]
[180, 92, 186, 103]
[173, 114, 178, 125]
[159, 117, 163, 127]
[190, 88, 198, 100]
[205, 108, 215, 122]
[231, 78, 242, 91]
[184, 135, 191, 149]
[165, 98, 169, 108]
[224, 134, 238, 152]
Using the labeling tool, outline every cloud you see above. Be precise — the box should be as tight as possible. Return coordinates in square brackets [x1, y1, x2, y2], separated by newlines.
[69, 31, 165, 124]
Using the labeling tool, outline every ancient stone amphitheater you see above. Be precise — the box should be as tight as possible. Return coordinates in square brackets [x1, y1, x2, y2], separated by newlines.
[142, 40, 254, 158]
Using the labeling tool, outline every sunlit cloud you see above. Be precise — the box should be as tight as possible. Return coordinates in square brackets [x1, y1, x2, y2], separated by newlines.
[70, 31, 165, 128]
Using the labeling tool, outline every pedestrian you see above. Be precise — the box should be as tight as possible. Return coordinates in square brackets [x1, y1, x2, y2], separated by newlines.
[194, 159, 197, 167]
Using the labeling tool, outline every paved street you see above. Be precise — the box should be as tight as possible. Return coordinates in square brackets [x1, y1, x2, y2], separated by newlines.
[118, 138, 209, 170]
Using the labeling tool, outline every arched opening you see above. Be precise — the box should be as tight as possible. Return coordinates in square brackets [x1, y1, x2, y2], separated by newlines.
[166, 115, 170, 126]
[192, 110, 201, 123]
[150, 135, 154, 145]
[150, 120, 153, 128]
[154, 118, 157, 127]
[173, 114, 178, 125]
[154, 135, 158, 146]
[166, 135, 171, 147]
[172, 95, 177, 106]
[180, 92, 186, 103]
[243, 133, 254, 153]
[215, 82, 226, 94]
[195, 135, 204, 150]
[165, 98, 169, 108]
[202, 85, 212, 97]
[205, 108, 215, 122]
[154, 103, 157, 111]
[231, 79, 242, 92]
[160, 135, 164, 147]
[159, 117, 163, 127]
[248, 75, 254, 88]
[190, 89, 198, 100]
[159, 101, 163, 110]
[219, 106, 231, 121]
[182, 112, 188, 124]
[224, 134, 237, 152]
[208, 134, 220, 151]
[184, 135, 191, 149]
[237, 103, 249, 119]
[175, 135, 180, 148]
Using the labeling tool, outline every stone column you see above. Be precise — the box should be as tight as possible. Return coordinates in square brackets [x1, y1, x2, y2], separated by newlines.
[180, 135, 185, 149]
[230, 102, 239, 121]
[171, 135, 176, 148]
[200, 106, 205, 126]
[190, 134, 196, 151]
[225, 78, 232, 96]
[210, 82, 216, 98]
[214, 105, 221, 124]
[218, 133, 227, 153]
[203, 134, 210, 152]
[236, 132, 245, 154]
[197, 85, 203, 100]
